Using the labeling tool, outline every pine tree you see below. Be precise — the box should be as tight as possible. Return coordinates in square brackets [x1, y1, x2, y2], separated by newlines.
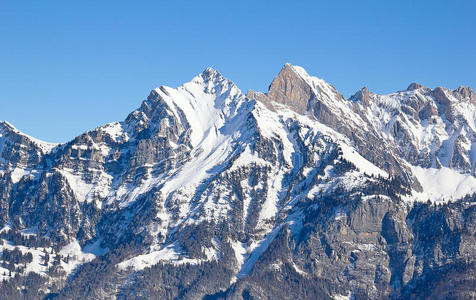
[43, 248, 50, 266]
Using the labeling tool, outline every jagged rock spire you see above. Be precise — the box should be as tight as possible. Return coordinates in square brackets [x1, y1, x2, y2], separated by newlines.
[350, 87, 373, 106]
[407, 82, 426, 91]
[248, 63, 345, 115]
[454, 86, 476, 104]
[265, 63, 314, 114]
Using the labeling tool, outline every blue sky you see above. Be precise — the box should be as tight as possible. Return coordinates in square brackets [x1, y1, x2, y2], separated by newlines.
[1, 1, 475, 142]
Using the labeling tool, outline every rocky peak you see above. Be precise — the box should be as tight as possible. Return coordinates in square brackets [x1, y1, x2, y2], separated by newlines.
[350, 87, 373, 106]
[249, 63, 345, 116]
[0, 121, 57, 152]
[407, 82, 422, 90]
[189, 67, 230, 90]
[142, 67, 242, 120]
[432, 87, 452, 105]
[432, 86, 476, 105]
[429, 87, 455, 121]
[201, 67, 221, 80]
[146, 68, 232, 103]
[454, 86, 476, 104]
[0, 120, 16, 133]
[146, 86, 168, 101]
[407, 82, 430, 92]
[264, 63, 314, 114]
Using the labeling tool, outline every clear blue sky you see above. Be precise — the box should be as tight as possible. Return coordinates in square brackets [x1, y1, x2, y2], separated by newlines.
[1, 1, 475, 142]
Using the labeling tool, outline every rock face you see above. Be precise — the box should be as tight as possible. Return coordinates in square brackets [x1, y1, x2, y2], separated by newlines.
[350, 86, 373, 105]
[248, 64, 417, 190]
[264, 63, 315, 114]
[0, 64, 475, 299]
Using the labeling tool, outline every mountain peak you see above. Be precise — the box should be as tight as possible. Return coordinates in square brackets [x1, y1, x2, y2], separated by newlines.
[279, 63, 318, 85]
[350, 87, 373, 105]
[0, 120, 58, 153]
[246, 63, 345, 115]
[0, 120, 15, 131]
[188, 67, 238, 91]
[454, 86, 476, 104]
[202, 67, 221, 79]
[264, 63, 314, 114]
[407, 82, 429, 91]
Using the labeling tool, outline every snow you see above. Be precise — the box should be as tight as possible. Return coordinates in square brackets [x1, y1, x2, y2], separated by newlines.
[291, 261, 308, 276]
[1, 120, 59, 153]
[0, 238, 97, 281]
[153, 68, 244, 149]
[0, 265, 13, 281]
[59, 240, 97, 274]
[159, 136, 235, 198]
[117, 243, 202, 271]
[308, 169, 371, 198]
[83, 239, 109, 256]
[100, 122, 127, 142]
[333, 291, 352, 300]
[21, 226, 39, 237]
[286, 209, 305, 238]
[10, 168, 29, 183]
[112, 68, 254, 212]
[236, 224, 283, 278]
[231, 240, 247, 267]
[58, 168, 112, 203]
[8, 168, 41, 184]
[471, 143, 476, 174]
[0, 241, 52, 277]
[411, 166, 476, 202]
[229, 143, 270, 172]
[339, 143, 388, 177]
[357, 84, 476, 175]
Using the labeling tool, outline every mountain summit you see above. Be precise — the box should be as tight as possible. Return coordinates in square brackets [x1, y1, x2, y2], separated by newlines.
[0, 64, 475, 299]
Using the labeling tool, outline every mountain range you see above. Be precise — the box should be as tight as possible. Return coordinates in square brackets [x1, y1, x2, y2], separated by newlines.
[0, 64, 475, 299]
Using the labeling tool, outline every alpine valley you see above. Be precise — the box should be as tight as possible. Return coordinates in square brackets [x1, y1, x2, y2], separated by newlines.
[0, 64, 475, 299]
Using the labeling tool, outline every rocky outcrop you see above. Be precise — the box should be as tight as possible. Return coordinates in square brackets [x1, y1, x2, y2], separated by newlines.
[407, 82, 430, 92]
[454, 86, 476, 104]
[350, 86, 373, 106]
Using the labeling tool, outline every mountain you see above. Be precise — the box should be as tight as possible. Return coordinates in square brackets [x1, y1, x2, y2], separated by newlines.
[0, 64, 475, 299]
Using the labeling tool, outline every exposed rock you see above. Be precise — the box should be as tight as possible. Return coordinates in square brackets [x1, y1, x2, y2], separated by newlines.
[350, 86, 374, 106]
[407, 82, 430, 92]
[454, 86, 476, 104]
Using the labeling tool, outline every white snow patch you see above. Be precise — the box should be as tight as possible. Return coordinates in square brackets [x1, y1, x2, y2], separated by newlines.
[83, 239, 109, 256]
[340, 143, 388, 178]
[59, 240, 97, 274]
[291, 261, 308, 276]
[57, 168, 112, 202]
[333, 291, 352, 300]
[117, 243, 200, 271]
[237, 225, 282, 278]
[411, 166, 476, 202]
[231, 240, 247, 270]
[100, 122, 127, 141]
[10, 168, 29, 183]
[0, 239, 95, 280]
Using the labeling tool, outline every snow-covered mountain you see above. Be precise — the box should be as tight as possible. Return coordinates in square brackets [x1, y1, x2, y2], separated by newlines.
[0, 64, 475, 299]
